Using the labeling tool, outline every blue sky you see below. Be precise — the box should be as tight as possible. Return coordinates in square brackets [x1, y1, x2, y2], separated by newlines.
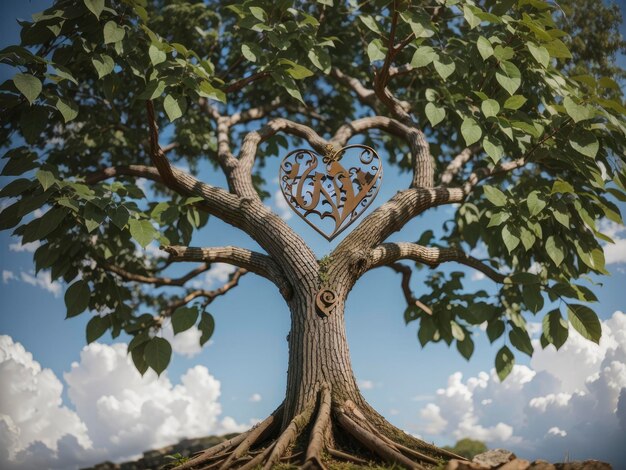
[1, 1, 626, 468]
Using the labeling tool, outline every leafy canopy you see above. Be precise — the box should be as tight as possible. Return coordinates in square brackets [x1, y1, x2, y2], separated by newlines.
[0, 0, 625, 380]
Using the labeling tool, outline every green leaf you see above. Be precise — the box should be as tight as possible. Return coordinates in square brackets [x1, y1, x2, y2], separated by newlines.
[55, 97, 78, 122]
[520, 226, 536, 250]
[139, 80, 166, 100]
[433, 57, 456, 80]
[149, 45, 166, 66]
[463, 6, 481, 29]
[483, 135, 504, 163]
[495, 345, 515, 381]
[509, 326, 533, 356]
[84, 0, 104, 18]
[488, 211, 510, 227]
[86, 315, 109, 343]
[366, 39, 386, 62]
[567, 304, 601, 344]
[503, 95, 527, 110]
[418, 317, 437, 346]
[129, 219, 157, 248]
[20, 106, 48, 144]
[144, 337, 172, 375]
[546, 235, 565, 266]
[481, 99, 500, 118]
[461, 117, 482, 146]
[103, 21, 126, 44]
[198, 312, 215, 346]
[456, 336, 474, 360]
[241, 43, 260, 63]
[410, 46, 437, 68]
[163, 94, 185, 122]
[171, 306, 199, 334]
[487, 319, 505, 342]
[502, 225, 520, 253]
[308, 48, 331, 73]
[527, 42, 550, 67]
[92, 54, 114, 79]
[483, 186, 507, 206]
[279, 59, 314, 80]
[425, 103, 446, 127]
[359, 15, 380, 34]
[543, 309, 568, 349]
[476, 36, 494, 60]
[13, 73, 42, 104]
[563, 97, 592, 123]
[496, 61, 521, 95]
[569, 131, 599, 158]
[36, 170, 55, 191]
[131, 342, 149, 375]
[523, 283, 544, 313]
[249, 6, 266, 21]
[544, 39, 572, 59]
[527, 191, 546, 216]
[65, 280, 90, 318]
[109, 205, 129, 229]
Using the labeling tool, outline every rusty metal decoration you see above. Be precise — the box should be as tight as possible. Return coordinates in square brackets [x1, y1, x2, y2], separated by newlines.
[315, 288, 339, 317]
[279, 144, 383, 241]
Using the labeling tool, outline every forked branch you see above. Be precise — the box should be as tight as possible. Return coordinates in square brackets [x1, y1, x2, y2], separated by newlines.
[163, 246, 292, 298]
[101, 262, 210, 286]
[163, 268, 247, 316]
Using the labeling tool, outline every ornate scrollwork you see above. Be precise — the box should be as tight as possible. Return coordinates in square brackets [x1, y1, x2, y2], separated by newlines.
[315, 288, 339, 317]
[279, 144, 383, 241]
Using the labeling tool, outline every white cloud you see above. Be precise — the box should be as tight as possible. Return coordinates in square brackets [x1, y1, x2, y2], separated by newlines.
[470, 272, 486, 281]
[19, 271, 62, 297]
[0, 336, 93, 468]
[547, 426, 567, 437]
[598, 219, 626, 265]
[273, 189, 293, 221]
[249, 393, 262, 403]
[0, 338, 248, 469]
[2, 269, 62, 296]
[358, 379, 375, 390]
[192, 263, 236, 290]
[9, 239, 41, 253]
[417, 311, 626, 463]
[161, 323, 203, 358]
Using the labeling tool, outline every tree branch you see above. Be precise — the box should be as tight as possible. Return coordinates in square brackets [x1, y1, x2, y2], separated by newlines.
[85, 164, 163, 185]
[463, 158, 526, 194]
[331, 116, 433, 189]
[387, 263, 432, 315]
[162, 245, 292, 298]
[440, 146, 480, 186]
[101, 262, 210, 286]
[232, 118, 329, 199]
[163, 268, 247, 315]
[146, 100, 179, 190]
[368, 242, 506, 283]
[329, 67, 378, 110]
[224, 71, 270, 93]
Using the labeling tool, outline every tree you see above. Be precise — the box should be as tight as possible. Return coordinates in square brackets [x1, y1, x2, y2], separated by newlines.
[1, 0, 625, 468]
[443, 438, 488, 460]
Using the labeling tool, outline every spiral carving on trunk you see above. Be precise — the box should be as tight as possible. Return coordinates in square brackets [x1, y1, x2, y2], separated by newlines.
[315, 288, 339, 317]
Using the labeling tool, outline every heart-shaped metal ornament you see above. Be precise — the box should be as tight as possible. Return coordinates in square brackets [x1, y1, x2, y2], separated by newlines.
[279, 144, 383, 241]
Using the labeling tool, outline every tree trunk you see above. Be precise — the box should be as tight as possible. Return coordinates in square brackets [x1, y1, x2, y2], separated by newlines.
[284, 290, 364, 424]
[178, 284, 466, 470]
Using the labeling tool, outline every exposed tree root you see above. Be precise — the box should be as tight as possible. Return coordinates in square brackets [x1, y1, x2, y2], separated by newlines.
[179, 387, 468, 469]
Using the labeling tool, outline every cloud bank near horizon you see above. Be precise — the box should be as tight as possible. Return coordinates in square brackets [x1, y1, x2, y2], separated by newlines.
[416, 311, 626, 463]
[0, 337, 251, 469]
